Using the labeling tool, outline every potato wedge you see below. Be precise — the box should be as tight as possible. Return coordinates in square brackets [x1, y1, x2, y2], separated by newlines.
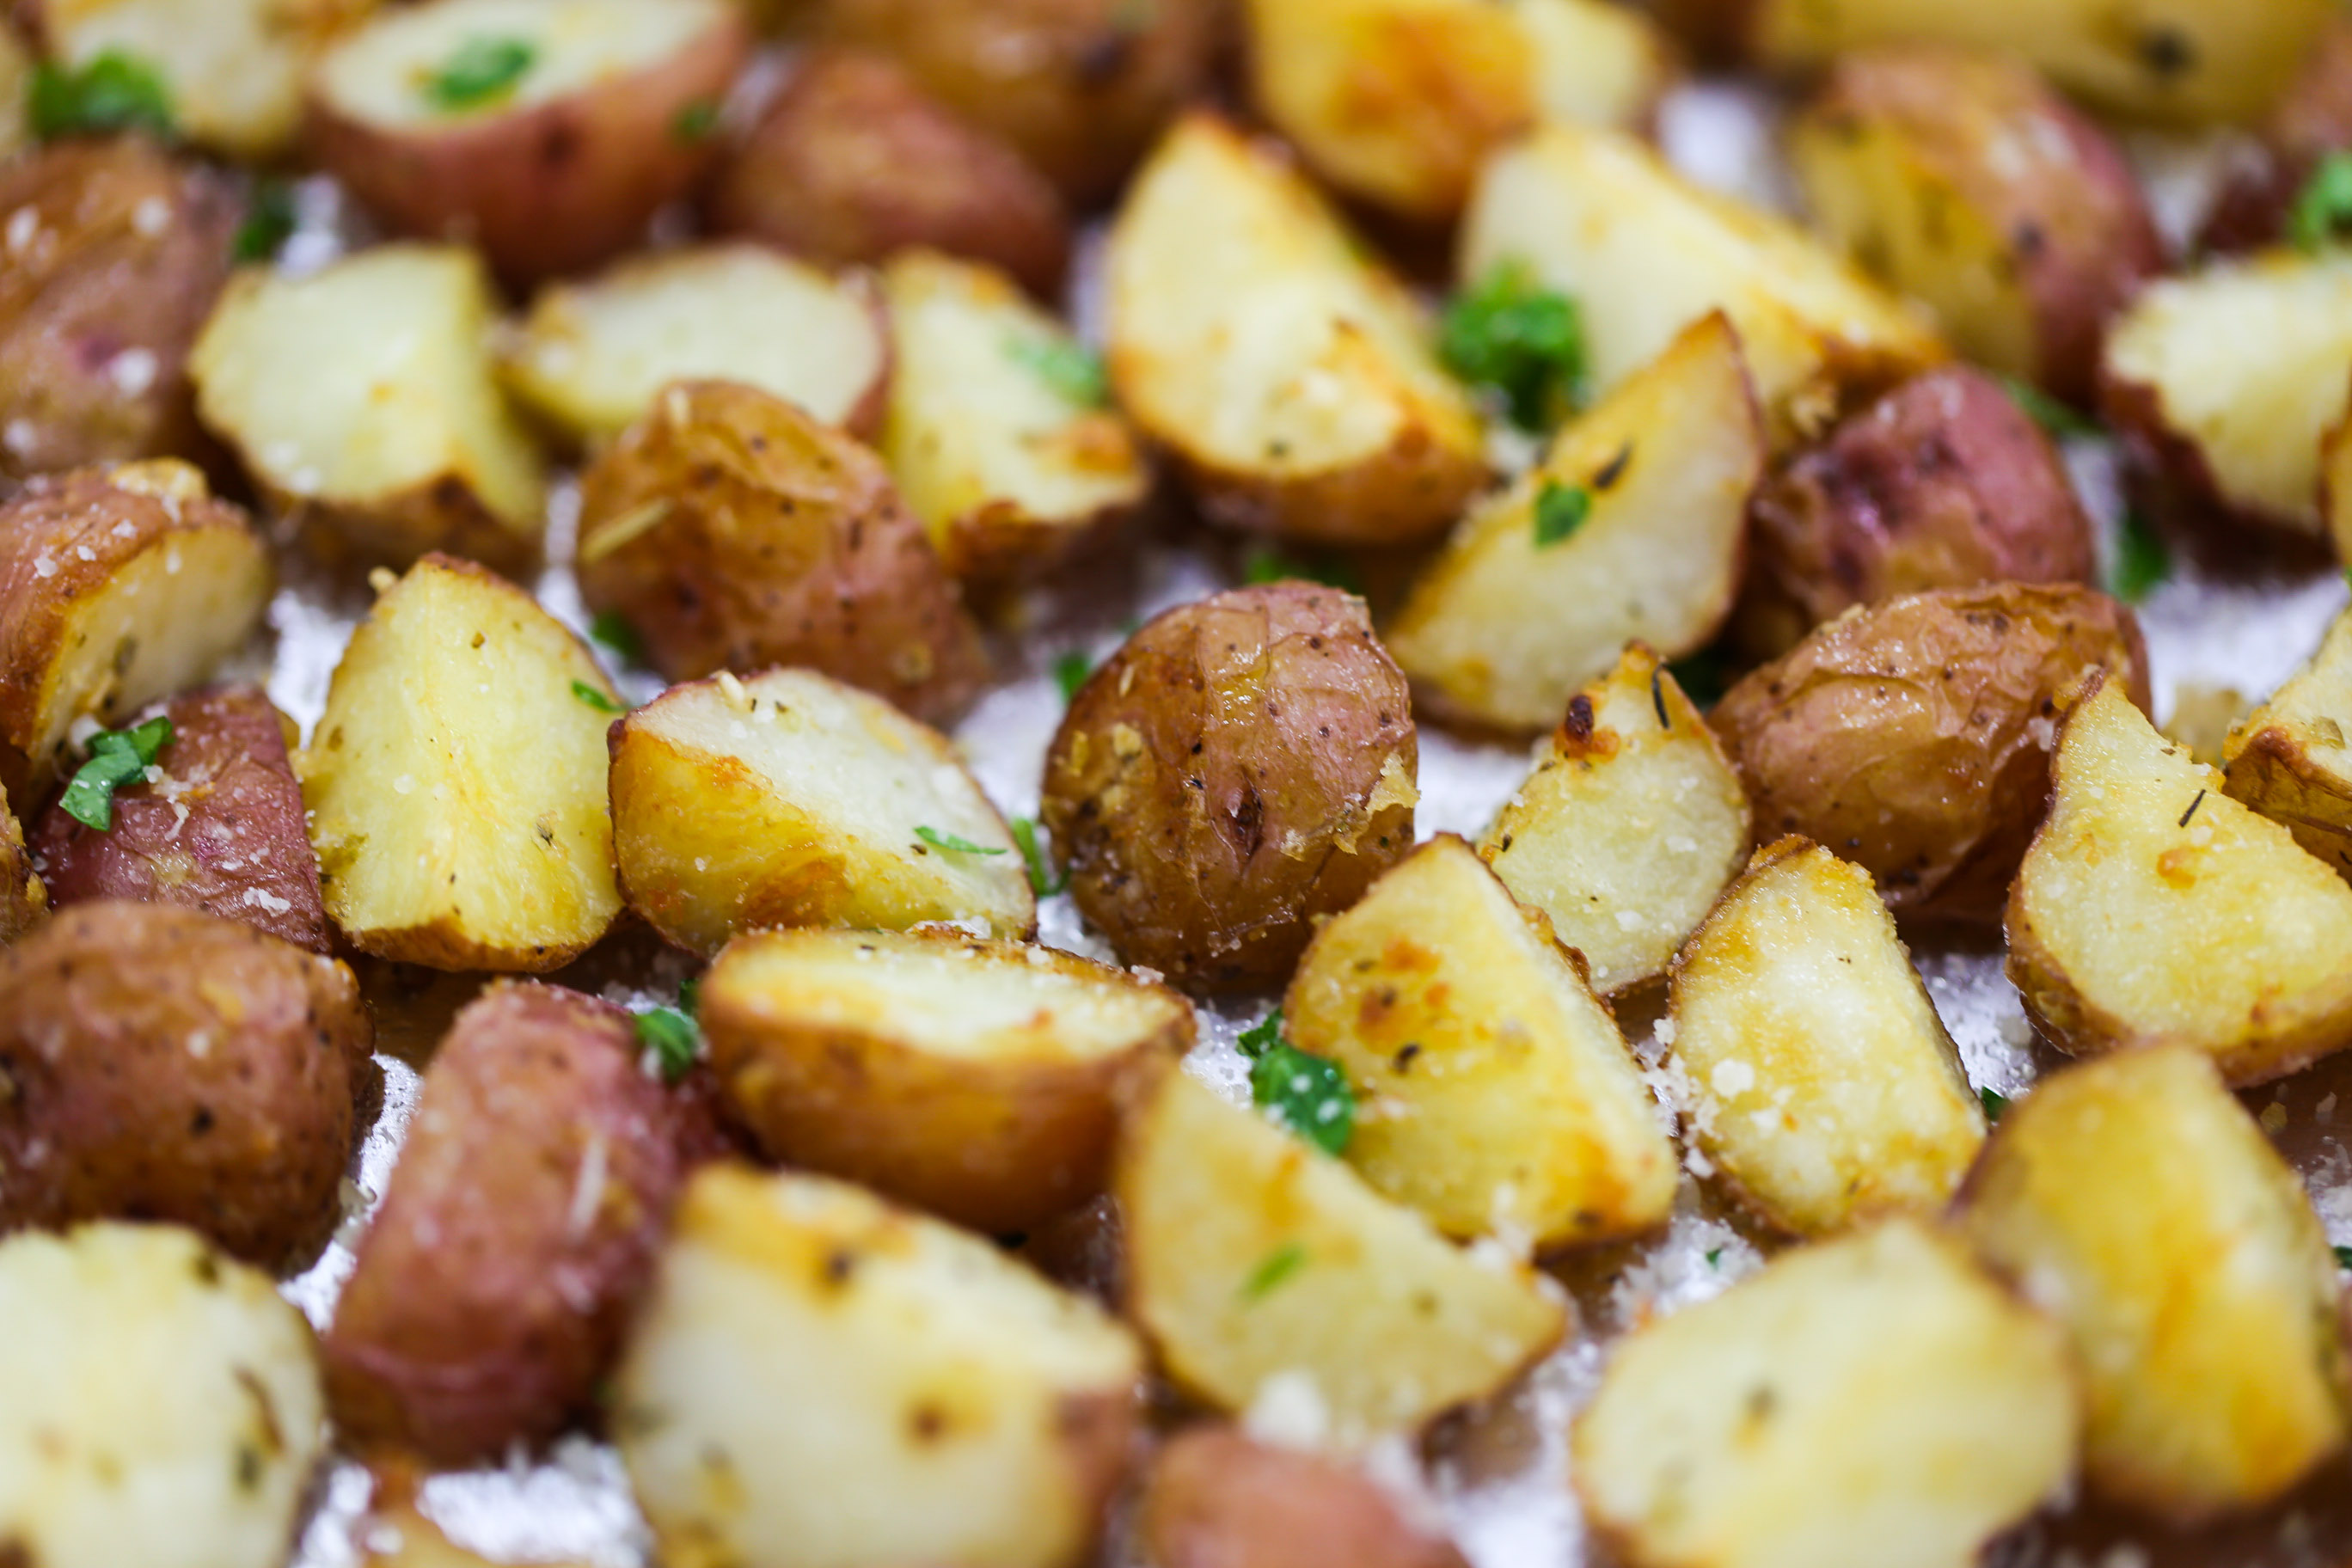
[1459, 124, 1944, 448]
[2201, 19, 2352, 253]
[1104, 114, 1487, 548]
[2006, 671, 2352, 1083]
[1387, 313, 1765, 732]
[308, 0, 750, 284]
[576, 379, 986, 721]
[1283, 835, 1676, 1250]
[879, 252, 1149, 585]
[2225, 603, 2352, 876]
[501, 245, 889, 449]
[0, 781, 42, 942]
[297, 554, 622, 971]
[1956, 1046, 2351, 1522]
[2099, 251, 2352, 537]
[1573, 1218, 2077, 1568]
[609, 666, 1032, 957]
[0, 461, 270, 794]
[1135, 1427, 1472, 1568]
[616, 1164, 1141, 1568]
[1116, 1068, 1568, 1440]
[0, 1222, 326, 1568]
[701, 928, 1193, 1235]
[189, 244, 548, 573]
[1478, 643, 1751, 994]
[1666, 838, 1983, 1236]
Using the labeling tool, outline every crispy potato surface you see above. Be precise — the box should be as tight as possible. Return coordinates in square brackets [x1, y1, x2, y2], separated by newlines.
[2225, 603, 2352, 877]
[0, 782, 40, 942]
[1136, 1427, 1472, 1568]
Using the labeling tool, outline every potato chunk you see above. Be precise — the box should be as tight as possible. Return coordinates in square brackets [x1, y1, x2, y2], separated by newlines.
[616, 1164, 1141, 1568]
[501, 245, 888, 447]
[298, 554, 622, 971]
[609, 667, 1032, 957]
[1460, 125, 1943, 447]
[2006, 671, 2352, 1083]
[2225, 603, 2352, 876]
[1135, 1427, 1472, 1568]
[190, 244, 548, 573]
[0, 1222, 327, 1568]
[1956, 1046, 2350, 1522]
[1105, 114, 1486, 547]
[1516, 0, 1673, 132]
[1283, 835, 1675, 1250]
[879, 252, 1149, 585]
[1666, 839, 1983, 1236]
[701, 928, 1193, 1234]
[1573, 1219, 2077, 1568]
[1388, 313, 1765, 732]
[1116, 1068, 1568, 1440]
[1478, 644, 1750, 993]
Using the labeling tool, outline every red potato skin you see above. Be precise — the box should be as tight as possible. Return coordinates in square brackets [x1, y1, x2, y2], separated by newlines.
[322, 982, 696, 1464]
[1136, 1428, 1472, 1568]
[2201, 20, 2352, 254]
[29, 685, 330, 952]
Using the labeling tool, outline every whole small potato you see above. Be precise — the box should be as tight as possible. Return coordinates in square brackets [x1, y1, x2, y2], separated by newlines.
[708, 50, 1071, 300]
[0, 901, 369, 1268]
[2201, 20, 2352, 254]
[1136, 1427, 1472, 1568]
[1041, 583, 1417, 992]
[1710, 583, 2150, 922]
[1748, 366, 2097, 640]
[322, 981, 695, 1463]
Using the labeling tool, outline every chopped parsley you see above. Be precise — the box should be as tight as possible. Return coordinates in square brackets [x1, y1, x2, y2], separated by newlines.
[634, 1007, 697, 1084]
[914, 824, 1005, 855]
[2336, 1245, 2352, 1270]
[232, 179, 297, 264]
[1239, 1241, 1308, 1302]
[589, 609, 644, 662]
[1240, 546, 1363, 593]
[1238, 1008, 1355, 1156]
[571, 679, 626, 714]
[1705, 1247, 1724, 1268]
[1005, 334, 1108, 408]
[1053, 650, 1093, 702]
[421, 35, 536, 112]
[2290, 152, 2352, 254]
[1998, 375, 2099, 441]
[1980, 1086, 2009, 1123]
[677, 976, 701, 1018]
[1532, 480, 1590, 548]
[2107, 509, 2171, 604]
[671, 97, 721, 144]
[30, 51, 175, 142]
[1439, 259, 1589, 432]
[59, 715, 173, 831]
[1011, 817, 1068, 897]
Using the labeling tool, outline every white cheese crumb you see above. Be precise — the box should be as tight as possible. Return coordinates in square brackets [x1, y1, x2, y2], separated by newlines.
[131, 196, 170, 236]
[1709, 1059, 1755, 1099]
[3, 208, 34, 252]
[1242, 1370, 1330, 1451]
[107, 347, 158, 397]
[242, 887, 294, 915]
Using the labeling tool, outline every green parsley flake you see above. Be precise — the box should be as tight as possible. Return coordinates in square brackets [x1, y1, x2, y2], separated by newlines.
[1240, 546, 1363, 593]
[59, 715, 173, 832]
[1005, 334, 1108, 408]
[677, 976, 701, 1018]
[914, 824, 1006, 855]
[1239, 1241, 1308, 1302]
[1439, 259, 1589, 432]
[1237, 1008, 1283, 1060]
[2336, 1244, 2352, 1270]
[233, 179, 297, 265]
[30, 51, 175, 142]
[1011, 817, 1068, 897]
[1705, 1247, 1724, 1268]
[1053, 650, 1093, 702]
[635, 1007, 697, 1084]
[1980, 1086, 2009, 1123]
[1533, 480, 1591, 548]
[1666, 648, 1730, 711]
[422, 35, 536, 112]
[589, 609, 644, 662]
[1239, 1009, 1354, 1155]
[671, 97, 721, 144]
[571, 679, 626, 714]
[2108, 510, 2171, 604]
[1998, 375, 2099, 441]
[2290, 152, 2352, 254]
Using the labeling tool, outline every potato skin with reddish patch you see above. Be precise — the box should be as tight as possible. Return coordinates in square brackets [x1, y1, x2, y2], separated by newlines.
[1136, 1427, 1473, 1568]
[2201, 20, 2352, 254]
[1040, 583, 1416, 992]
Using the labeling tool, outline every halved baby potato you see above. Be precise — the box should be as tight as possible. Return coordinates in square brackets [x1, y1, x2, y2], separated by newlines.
[1387, 312, 1765, 732]
[1667, 838, 1985, 1237]
[189, 243, 547, 573]
[307, 0, 751, 283]
[2006, 671, 2352, 1083]
[1283, 835, 1676, 1251]
[297, 554, 622, 971]
[609, 666, 1033, 957]
[1105, 113, 1487, 548]
[2225, 603, 2352, 876]
[501, 244, 888, 448]
[1478, 643, 1751, 994]
[701, 928, 1193, 1235]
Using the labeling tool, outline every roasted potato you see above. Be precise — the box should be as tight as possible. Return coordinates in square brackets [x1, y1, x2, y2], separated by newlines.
[324, 982, 695, 1463]
[1478, 645, 1752, 995]
[1789, 46, 2162, 406]
[0, 782, 42, 942]
[0, 901, 368, 1268]
[1459, 124, 1944, 448]
[1956, 1046, 2351, 1522]
[2201, 19, 2352, 253]
[818, 0, 1222, 204]
[2099, 251, 2352, 538]
[30, 684, 329, 952]
[879, 251, 1149, 585]
[1135, 1426, 1473, 1568]
[297, 554, 622, 971]
[0, 26, 30, 159]
[0, 138, 238, 481]
[1388, 313, 1766, 732]
[2224, 603, 2352, 876]
[307, 0, 751, 284]
[701, 928, 1193, 1235]
[1517, 0, 1675, 133]
[609, 666, 1034, 956]
[0, 1222, 327, 1568]
[709, 50, 1071, 301]
[1041, 582, 1416, 993]
[1117, 1066, 1569, 1440]
[1667, 838, 1984, 1236]
[0, 460, 270, 795]
[1745, 366, 2097, 643]
[1104, 114, 1487, 548]
[616, 1163, 1142, 1568]
[501, 245, 890, 449]
[1572, 1218, 2078, 1568]
[576, 379, 987, 720]
[1711, 583, 2149, 923]
[189, 244, 548, 574]
[1283, 835, 1677, 1250]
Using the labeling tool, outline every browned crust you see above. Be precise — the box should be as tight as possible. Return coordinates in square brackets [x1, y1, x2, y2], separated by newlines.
[0, 781, 45, 944]
[2098, 359, 2317, 540]
[1173, 410, 1490, 549]
[259, 475, 542, 580]
[2223, 726, 2352, 878]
